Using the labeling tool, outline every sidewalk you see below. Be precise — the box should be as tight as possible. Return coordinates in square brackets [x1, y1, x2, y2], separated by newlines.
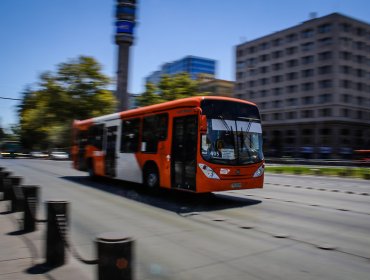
[0, 201, 91, 280]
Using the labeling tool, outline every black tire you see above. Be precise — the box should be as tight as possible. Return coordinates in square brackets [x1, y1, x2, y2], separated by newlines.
[87, 159, 96, 179]
[144, 165, 159, 189]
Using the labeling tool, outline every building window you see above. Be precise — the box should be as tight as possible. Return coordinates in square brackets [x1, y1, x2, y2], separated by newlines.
[248, 91, 256, 99]
[301, 69, 314, 77]
[301, 82, 314, 91]
[302, 96, 314, 105]
[259, 42, 270, 50]
[340, 80, 352, 89]
[341, 94, 352, 103]
[301, 29, 314, 38]
[286, 72, 299, 80]
[273, 87, 282, 95]
[272, 75, 283, 83]
[286, 33, 298, 42]
[286, 59, 299, 67]
[302, 55, 314, 64]
[355, 41, 365, 50]
[246, 81, 254, 88]
[318, 37, 333, 46]
[319, 108, 332, 117]
[259, 66, 269, 74]
[340, 65, 352, 74]
[320, 128, 331, 135]
[286, 47, 298, 55]
[248, 46, 256, 54]
[355, 55, 365, 64]
[356, 83, 364, 91]
[285, 112, 297, 119]
[286, 98, 298, 106]
[287, 85, 298, 94]
[272, 38, 282, 46]
[259, 78, 269, 85]
[356, 96, 365, 105]
[259, 54, 269, 62]
[318, 23, 332, 33]
[273, 113, 283, 120]
[318, 65, 332, 75]
[272, 50, 283, 59]
[318, 51, 332, 61]
[272, 63, 283, 71]
[341, 109, 351, 118]
[339, 37, 352, 47]
[273, 100, 283, 108]
[318, 93, 332, 103]
[356, 68, 364, 78]
[340, 51, 352, 60]
[301, 110, 314, 118]
[318, 80, 333, 89]
[356, 27, 365, 37]
[260, 90, 268, 97]
[340, 23, 351, 33]
[301, 42, 315, 51]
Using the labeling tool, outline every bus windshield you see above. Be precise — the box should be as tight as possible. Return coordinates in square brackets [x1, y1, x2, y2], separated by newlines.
[200, 100, 263, 165]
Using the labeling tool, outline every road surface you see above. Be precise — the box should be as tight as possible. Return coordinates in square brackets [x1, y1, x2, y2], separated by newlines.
[1, 159, 370, 280]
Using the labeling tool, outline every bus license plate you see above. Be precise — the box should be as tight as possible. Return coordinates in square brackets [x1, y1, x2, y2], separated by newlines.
[231, 182, 242, 188]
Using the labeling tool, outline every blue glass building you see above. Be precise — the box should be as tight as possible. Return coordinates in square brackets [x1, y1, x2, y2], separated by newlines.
[146, 56, 216, 85]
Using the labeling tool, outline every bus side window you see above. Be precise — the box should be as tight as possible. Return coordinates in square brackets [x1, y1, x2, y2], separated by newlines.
[142, 113, 168, 153]
[88, 124, 104, 150]
[120, 118, 140, 153]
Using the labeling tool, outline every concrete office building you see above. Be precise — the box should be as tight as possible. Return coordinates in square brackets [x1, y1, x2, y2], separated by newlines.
[146, 56, 216, 85]
[235, 13, 370, 158]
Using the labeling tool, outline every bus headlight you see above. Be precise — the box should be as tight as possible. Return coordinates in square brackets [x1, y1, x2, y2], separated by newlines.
[198, 164, 220, 179]
[253, 165, 265, 177]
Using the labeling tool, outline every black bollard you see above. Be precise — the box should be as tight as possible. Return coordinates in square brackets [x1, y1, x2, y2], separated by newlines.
[3, 176, 23, 212]
[96, 232, 134, 280]
[46, 200, 69, 267]
[0, 171, 11, 194]
[22, 185, 39, 232]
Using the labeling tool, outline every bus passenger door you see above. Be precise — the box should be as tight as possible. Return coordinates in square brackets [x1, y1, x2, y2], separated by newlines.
[104, 125, 118, 177]
[171, 115, 197, 191]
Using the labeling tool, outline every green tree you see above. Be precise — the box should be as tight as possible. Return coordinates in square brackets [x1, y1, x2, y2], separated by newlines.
[18, 56, 116, 150]
[136, 82, 162, 106]
[137, 72, 207, 107]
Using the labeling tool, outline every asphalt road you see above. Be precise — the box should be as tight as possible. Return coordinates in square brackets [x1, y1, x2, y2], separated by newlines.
[1, 159, 370, 280]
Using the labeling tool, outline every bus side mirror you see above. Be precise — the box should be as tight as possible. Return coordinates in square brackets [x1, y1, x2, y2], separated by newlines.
[200, 115, 207, 133]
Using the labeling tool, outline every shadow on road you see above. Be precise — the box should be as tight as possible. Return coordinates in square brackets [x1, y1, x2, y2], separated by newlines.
[61, 176, 261, 214]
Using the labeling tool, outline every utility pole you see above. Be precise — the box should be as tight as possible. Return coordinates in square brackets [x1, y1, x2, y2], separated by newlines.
[115, 0, 137, 112]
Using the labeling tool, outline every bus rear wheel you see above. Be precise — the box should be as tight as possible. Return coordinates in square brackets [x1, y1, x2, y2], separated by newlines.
[144, 165, 159, 189]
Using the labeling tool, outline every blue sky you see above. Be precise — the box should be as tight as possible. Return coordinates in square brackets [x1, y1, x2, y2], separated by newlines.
[1, 0, 370, 128]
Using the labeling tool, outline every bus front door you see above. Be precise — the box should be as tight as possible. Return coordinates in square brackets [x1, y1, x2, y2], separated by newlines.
[171, 115, 197, 191]
[104, 126, 117, 177]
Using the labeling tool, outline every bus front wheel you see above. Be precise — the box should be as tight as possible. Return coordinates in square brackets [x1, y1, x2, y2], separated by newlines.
[144, 165, 159, 189]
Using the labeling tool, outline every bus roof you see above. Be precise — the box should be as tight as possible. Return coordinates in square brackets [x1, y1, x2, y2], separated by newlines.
[73, 96, 257, 127]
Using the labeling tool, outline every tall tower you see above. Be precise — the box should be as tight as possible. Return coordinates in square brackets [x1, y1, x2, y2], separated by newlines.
[115, 0, 137, 111]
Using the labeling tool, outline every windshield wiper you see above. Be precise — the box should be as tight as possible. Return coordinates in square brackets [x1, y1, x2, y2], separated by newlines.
[218, 115, 232, 132]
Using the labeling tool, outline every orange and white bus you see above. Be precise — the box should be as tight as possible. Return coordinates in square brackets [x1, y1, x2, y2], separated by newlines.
[71, 96, 264, 193]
